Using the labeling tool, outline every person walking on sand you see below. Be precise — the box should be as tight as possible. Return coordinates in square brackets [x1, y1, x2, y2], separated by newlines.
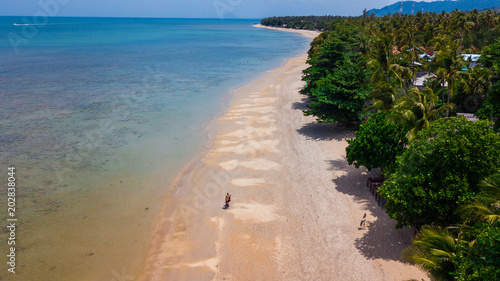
[360, 213, 367, 229]
[225, 193, 231, 209]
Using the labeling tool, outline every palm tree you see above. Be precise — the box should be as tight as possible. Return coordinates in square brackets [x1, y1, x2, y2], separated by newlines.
[395, 21, 416, 55]
[390, 62, 413, 90]
[423, 22, 438, 45]
[389, 87, 453, 140]
[432, 44, 466, 116]
[367, 34, 395, 82]
[365, 82, 397, 113]
[451, 11, 475, 52]
[461, 66, 490, 97]
[484, 10, 500, 32]
[403, 174, 500, 280]
[458, 173, 500, 225]
[367, 33, 413, 93]
[402, 225, 459, 281]
[460, 66, 491, 112]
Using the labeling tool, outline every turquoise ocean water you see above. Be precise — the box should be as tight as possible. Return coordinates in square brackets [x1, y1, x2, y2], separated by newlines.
[0, 17, 310, 280]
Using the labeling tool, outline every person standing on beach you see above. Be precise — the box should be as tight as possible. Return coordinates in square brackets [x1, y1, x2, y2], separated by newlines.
[225, 193, 231, 208]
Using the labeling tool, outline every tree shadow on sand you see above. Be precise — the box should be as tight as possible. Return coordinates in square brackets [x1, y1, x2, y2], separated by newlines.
[297, 122, 354, 142]
[292, 95, 354, 142]
[325, 159, 349, 171]
[329, 156, 415, 261]
[291, 96, 309, 110]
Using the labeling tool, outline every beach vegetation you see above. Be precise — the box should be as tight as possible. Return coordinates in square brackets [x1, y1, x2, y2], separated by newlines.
[303, 52, 371, 124]
[302, 33, 352, 98]
[431, 42, 467, 116]
[389, 86, 453, 140]
[263, 10, 500, 278]
[261, 16, 341, 31]
[403, 223, 500, 281]
[301, 24, 372, 125]
[475, 39, 500, 131]
[458, 173, 500, 226]
[379, 116, 500, 228]
[453, 224, 500, 280]
[403, 174, 500, 280]
[402, 225, 459, 280]
[346, 110, 408, 172]
[453, 173, 500, 280]
[278, 10, 500, 129]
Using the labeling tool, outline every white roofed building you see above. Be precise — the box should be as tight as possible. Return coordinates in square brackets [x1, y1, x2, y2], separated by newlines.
[461, 54, 481, 69]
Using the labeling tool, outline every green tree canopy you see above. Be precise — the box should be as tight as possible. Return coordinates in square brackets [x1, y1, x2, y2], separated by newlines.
[453, 224, 500, 281]
[458, 173, 500, 225]
[432, 43, 466, 116]
[476, 39, 500, 131]
[346, 110, 408, 171]
[301, 23, 372, 125]
[403, 173, 500, 280]
[379, 116, 500, 228]
[453, 173, 500, 280]
[301, 34, 350, 96]
[303, 52, 371, 124]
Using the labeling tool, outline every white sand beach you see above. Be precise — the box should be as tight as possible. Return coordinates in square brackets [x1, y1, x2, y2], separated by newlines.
[139, 26, 429, 281]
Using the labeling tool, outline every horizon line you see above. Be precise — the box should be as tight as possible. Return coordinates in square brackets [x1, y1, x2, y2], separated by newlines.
[0, 15, 267, 20]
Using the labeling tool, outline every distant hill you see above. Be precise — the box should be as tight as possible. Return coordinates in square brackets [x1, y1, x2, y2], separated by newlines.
[482, 5, 500, 12]
[366, 0, 500, 16]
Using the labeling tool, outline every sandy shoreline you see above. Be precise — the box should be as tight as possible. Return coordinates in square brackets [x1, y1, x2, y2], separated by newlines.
[139, 27, 429, 280]
[253, 24, 320, 39]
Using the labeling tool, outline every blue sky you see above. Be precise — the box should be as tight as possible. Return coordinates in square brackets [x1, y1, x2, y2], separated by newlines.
[1, 0, 436, 18]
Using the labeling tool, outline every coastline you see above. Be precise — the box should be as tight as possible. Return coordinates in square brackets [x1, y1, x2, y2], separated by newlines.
[139, 26, 429, 280]
[253, 24, 320, 39]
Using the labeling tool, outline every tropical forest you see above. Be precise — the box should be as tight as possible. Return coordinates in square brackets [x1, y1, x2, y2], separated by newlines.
[262, 9, 500, 280]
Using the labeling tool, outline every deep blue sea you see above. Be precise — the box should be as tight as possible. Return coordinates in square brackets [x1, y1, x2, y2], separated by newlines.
[0, 17, 310, 280]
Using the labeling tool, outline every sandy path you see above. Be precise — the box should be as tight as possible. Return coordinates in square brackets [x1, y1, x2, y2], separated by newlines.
[139, 28, 429, 281]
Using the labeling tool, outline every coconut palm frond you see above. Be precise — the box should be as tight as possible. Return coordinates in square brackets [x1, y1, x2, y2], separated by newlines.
[390, 86, 450, 140]
[402, 225, 457, 280]
[402, 245, 440, 270]
[459, 200, 494, 219]
[484, 214, 500, 225]
[479, 174, 500, 199]
[458, 173, 500, 225]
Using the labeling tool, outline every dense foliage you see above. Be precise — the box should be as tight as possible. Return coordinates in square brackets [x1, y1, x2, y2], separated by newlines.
[265, 10, 500, 279]
[346, 111, 408, 171]
[271, 10, 500, 127]
[302, 24, 371, 124]
[403, 224, 500, 281]
[403, 174, 500, 280]
[379, 116, 500, 228]
[475, 39, 500, 131]
[261, 16, 341, 31]
[304, 53, 371, 124]
[453, 174, 500, 280]
[454, 224, 500, 280]
[262, 10, 500, 50]
[389, 87, 452, 140]
[402, 225, 458, 280]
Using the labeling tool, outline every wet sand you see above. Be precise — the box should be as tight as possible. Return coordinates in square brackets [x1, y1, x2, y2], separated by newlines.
[139, 27, 429, 281]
